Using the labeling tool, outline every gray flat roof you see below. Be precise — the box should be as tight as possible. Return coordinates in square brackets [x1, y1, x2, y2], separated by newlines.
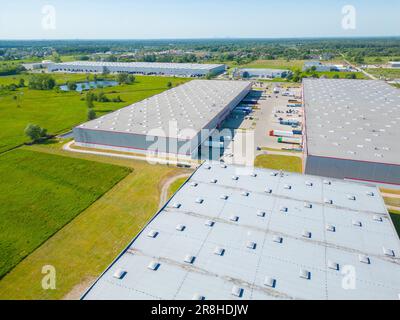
[303, 79, 400, 164]
[76, 80, 251, 139]
[83, 162, 400, 300]
[50, 61, 224, 70]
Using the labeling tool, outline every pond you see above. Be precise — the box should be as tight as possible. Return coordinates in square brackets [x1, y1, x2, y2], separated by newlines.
[60, 80, 119, 92]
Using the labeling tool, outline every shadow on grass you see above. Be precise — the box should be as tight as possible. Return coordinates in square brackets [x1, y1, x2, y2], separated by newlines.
[390, 213, 400, 237]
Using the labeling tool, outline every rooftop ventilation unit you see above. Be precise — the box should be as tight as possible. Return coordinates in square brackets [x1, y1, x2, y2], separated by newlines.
[191, 182, 198, 187]
[214, 247, 225, 256]
[220, 164, 227, 169]
[171, 203, 181, 208]
[264, 276, 276, 288]
[232, 176, 239, 181]
[184, 255, 195, 264]
[373, 215, 383, 222]
[359, 254, 370, 264]
[251, 173, 258, 177]
[383, 247, 395, 257]
[148, 261, 160, 271]
[304, 202, 312, 209]
[265, 188, 273, 194]
[302, 231, 312, 239]
[270, 172, 278, 177]
[230, 215, 239, 222]
[324, 199, 333, 204]
[273, 236, 283, 243]
[323, 180, 332, 185]
[305, 181, 313, 187]
[299, 269, 311, 280]
[352, 220, 362, 227]
[231, 286, 243, 298]
[147, 230, 159, 238]
[210, 179, 217, 184]
[246, 241, 256, 249]
[176, 224, 186, 231]
[366, 191, 375, 196]
[205, 220, 215, 227]
[241, 191, 250, 197]
[284, 185, 292, 190]
[113, 269, 127, 279]
[327, 261, 339, 271]
[326, 225, 336, 232]
[192, 294, 205, 300]
[257, 210, 266, 217]
[280, 206, 288, 212]
[347, 195, 356, 201]
[195, 198, 204, 204]
[204, 165, 211, 170]
[220, 195, 228, 200]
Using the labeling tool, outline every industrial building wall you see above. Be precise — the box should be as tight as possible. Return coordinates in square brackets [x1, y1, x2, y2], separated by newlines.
[305, 155, 400, 186]
[73, 128, 192, 156]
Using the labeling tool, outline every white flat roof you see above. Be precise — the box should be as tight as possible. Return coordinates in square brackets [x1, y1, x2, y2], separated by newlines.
[50, 61, 225, 70]
[76, 80, 251, 139]
[83, 162, 400, 300]
[303, 79, 400, 164]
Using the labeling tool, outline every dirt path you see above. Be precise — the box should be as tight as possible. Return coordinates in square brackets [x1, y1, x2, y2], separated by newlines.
[63, 277, 96, 300]
[159, 173, 191, 209]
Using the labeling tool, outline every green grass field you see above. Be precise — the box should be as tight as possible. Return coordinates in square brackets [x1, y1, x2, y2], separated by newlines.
[390, 212, 400, 237]
[366, 68, 400, 80]
[0, 148, 130, 279]
[0, 147, 183, 300]
[168, 177, 189, 198]
[254, 154, 303, 173]
[0, 74, 189, 153]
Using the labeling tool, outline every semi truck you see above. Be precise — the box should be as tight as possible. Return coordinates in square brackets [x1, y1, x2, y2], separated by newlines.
[277, 137, 302, 145]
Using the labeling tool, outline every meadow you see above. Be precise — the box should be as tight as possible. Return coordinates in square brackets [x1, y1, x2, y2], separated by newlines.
[254, 154, 303, 173]
[0, 148, 130, 279]
[0, 74, 189, 153]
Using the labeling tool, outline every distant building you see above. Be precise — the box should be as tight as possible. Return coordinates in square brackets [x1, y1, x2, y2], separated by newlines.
[233, 68, 290, 79]
[47, 61, 226, 77]
[389, 61, 400, 68]
[22, 60, 53, 71]
[303, 61, 334, 72]
[303, 78, 400, 187]
[83, 161, 400, 300]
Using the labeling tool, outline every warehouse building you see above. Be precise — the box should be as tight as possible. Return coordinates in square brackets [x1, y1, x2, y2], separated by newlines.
[233, 68, 290, 79]
[47, 61, 226, 77]
[83, 161, 400, 300]
[73, 80, 252, 159]
[303, 79, 400, 186]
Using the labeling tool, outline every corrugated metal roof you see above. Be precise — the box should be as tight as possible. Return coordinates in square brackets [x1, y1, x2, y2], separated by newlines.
[303, 79, 400, 164]
[83, 161, 400, 300]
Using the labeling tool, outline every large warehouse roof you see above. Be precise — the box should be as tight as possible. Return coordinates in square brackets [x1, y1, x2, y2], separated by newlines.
[77, 80, 251, 139]
[303, 79, 400, 164]
[83, 162, 400, 300]
[49, 61, 224, 71]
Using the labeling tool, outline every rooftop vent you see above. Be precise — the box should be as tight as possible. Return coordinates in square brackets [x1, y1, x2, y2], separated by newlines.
[383, 247, 395, 257]
[220, 164, 227, 169]
[184, 255, 195, 264]
[190, 182, 198, 187]
[326, 224, 336, 232]
[264, 276, 276, 288]
[241, 191, 250, 197]
[230, 215, 239, 222]
[373, 215, 383, 222]
[352, 220, 362, 227]
[304, 202, 312, 209]
[257, 210, 266, 217]
[205, 220, 215, 227]
[302, 231, 312, 239]
[231, 286, 243, 298]
[265, 188, 273, 194]
[283, 185, 292, 190]
[270, 172, 278, 177]
[148, 261, 160, 271]
[305, 181, 313, 187]
[232, 176, 239, 181]
[347, 195, 356, 201]
[176, 224, 186, 232]
[214, 247, 225, 256]
[324, 199, 333, 205]
[220, 195, 228, 200]
[273, 236, 283, 243]
[251, 173, 258, 177]
[210, 179, 217, 184]
[147, 230, 158, 238]
[172, 203, 181, 208]
[323, 180, 332, 185]
[246, 241, 256, 249]
[299, 269, 311, 280]
[359, 254, 370, 264]
[195, 198, 204, 204]
[327, 261, 339, 271]
[204, 165, 211, 170]
[366, 191, 375, 196]
[113, 269, 127, 279]
[192, 294, 205, 300]
[280, 206, 288, 212]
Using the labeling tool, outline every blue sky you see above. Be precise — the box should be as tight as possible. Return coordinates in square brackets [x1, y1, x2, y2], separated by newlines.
[0, 0, 399, 39]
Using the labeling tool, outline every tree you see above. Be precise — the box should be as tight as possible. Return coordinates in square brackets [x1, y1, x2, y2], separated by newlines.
[345, 73, 357, 79]
[86, 91, 95, 108]
[28, 74, 56, 90]
[117, 73, 135, 84]
[25, 124, 47, 142]
[18, 78, 25, 87]
[333, 74, 340, 79]
[67, 81, 77, 91]
[167, 81, 172, 89]
[87, 109, 96, 120]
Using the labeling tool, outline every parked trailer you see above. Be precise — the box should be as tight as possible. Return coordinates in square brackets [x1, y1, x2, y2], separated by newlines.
[277, 137, 302, 145]
[292, 130, 303, 135]
[280, 119, 300, 126]
[269, 130, 294, 137]
[287, 103, 302, 108]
